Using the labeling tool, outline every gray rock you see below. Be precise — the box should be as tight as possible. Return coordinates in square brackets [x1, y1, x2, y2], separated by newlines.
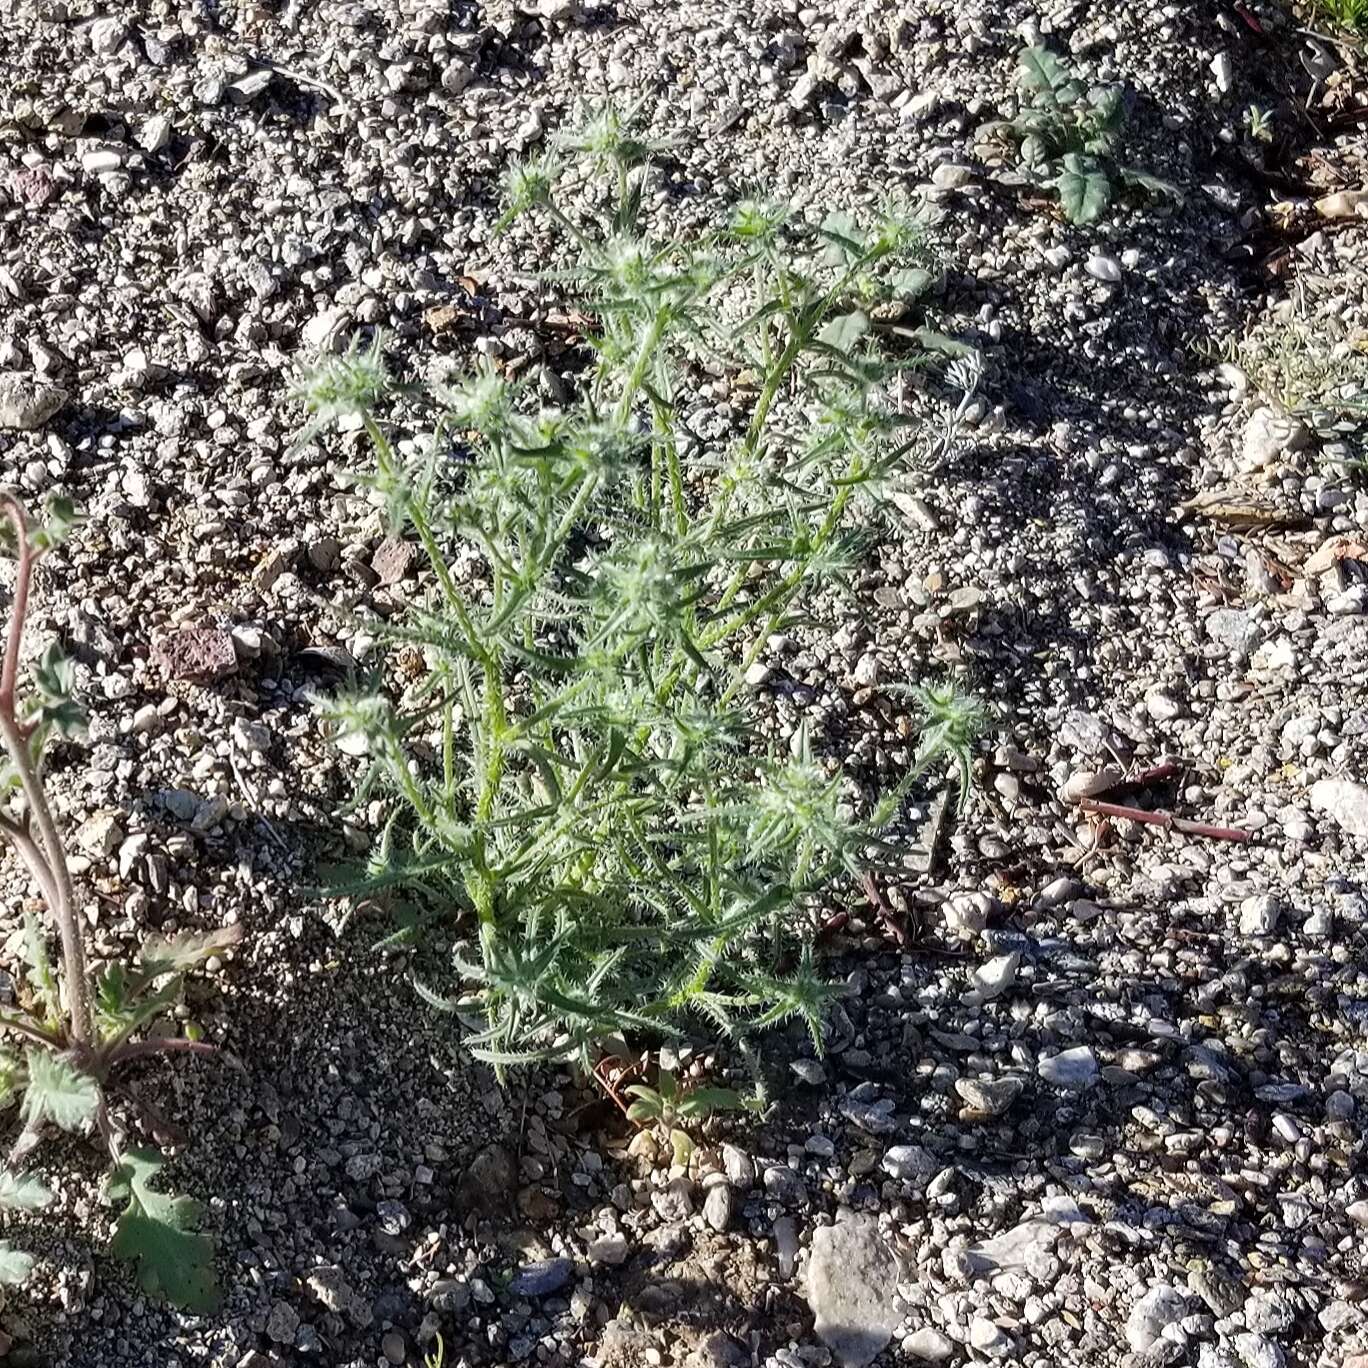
[1086, 254, 1122, 284]
[683, 1332, 749, 1368]
[264, 1301, 300, 1346]
[721, 1143, 754, 1188]
[955, 1076, 1024, 1117]
[0, 374, 67, 431]
[807, 1213, 903, 1367]
[967, 1220, 1057, 1270]
[1310, 778, 1368, 837]
[510, 1257, 573, 1298]
[969, 1317, 1012, 1358]
[1127, 1283, 1186, 1352]
[903, 1327, 955, 1362]
[931, 163, 975, 190]
[773, 1215, 799, 1279]
[703, 1183, 733, 1232]
[1207, 608, 1260, 655]
[1238, 895, 1281, 936]
[762, 1163, 807, 1207]
[588, 1233, 629, 1265]
[882, 1144, 937, 1181]
[1240, 406, 1308, 473]
[840, 1096, 897, 1134]
[1233, 1332, 1285, 1368]
[970, 951, 1019, 1000]
[1189, 1267, 1244, 1319]
[457, 1142, 516, 1215]
[1037, 1046, 1098, 1090]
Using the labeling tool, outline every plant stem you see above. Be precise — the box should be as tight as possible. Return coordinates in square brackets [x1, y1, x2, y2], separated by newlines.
[0, 497, 91, 1045]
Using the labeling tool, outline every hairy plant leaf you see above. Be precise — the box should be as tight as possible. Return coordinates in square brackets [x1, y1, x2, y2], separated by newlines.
[815, 311, 868, 354]
[108, 1148, 219, 1312]
[21, 914, 61, 1025]
[138, 924, 244, 978]
[1117, 165, 1183, 204]
[1017, 45, 1068, 100]
[29, 641, 86, 740]
[0, 1170, 54, 1212]
[29, 495, 80, 553]
[0, 1243, 34, 1287]
[1054, 153, 1112, 225]
[21, 1050, 98, 1133]
[1018, 132, 1051, 169]
[0, 1048, 22, 1107]
[817, 209, 865, 265]
[888, 265, 934, 299]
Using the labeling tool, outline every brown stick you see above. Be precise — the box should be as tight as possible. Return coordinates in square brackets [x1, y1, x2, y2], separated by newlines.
[107, 1037, 220, 1067]
[862, 870, 908, 947]
[1115, 759, 1183, 792]
[1076, 797, 1252, 844]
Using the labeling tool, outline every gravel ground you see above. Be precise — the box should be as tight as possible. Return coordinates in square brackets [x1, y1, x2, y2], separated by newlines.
[2, 2, 1368, 1366]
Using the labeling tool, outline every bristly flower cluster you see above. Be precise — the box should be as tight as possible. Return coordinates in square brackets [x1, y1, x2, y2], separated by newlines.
[298, 103, 984, 1071]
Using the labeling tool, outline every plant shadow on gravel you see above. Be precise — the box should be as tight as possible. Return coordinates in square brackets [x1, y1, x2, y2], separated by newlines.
[25, 934, 507, 1366]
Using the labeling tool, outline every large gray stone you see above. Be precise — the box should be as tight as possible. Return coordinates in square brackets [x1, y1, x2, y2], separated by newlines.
[1310, 779, 1368, 838]
[0, 374, 66, 431]
[807, 1212, 902, 1367]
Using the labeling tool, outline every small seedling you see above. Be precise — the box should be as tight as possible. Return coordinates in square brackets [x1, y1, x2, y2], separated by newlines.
[624, 1065, 752, 1165]
[0, 494, 237, 1309]
[1244, 104, 1276, 144]
[984, 46, 1180, 225]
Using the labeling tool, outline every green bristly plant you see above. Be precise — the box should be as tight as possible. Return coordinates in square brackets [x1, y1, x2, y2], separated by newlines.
[0, 494, 236, 1310]
[983, 46, 1180, 225]
[296, 105, 984, 1073]
[1313, 0, 1368, 32]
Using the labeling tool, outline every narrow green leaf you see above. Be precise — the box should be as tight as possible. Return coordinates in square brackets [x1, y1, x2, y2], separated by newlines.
[108, 1148, 219, 1312]
[677, 1086, 744, 1116]
[1117, 165, 1183, 205]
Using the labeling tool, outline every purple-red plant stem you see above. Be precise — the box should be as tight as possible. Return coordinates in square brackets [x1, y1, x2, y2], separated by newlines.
[0, 494, 29, 715]
[1076, 797, 1252, 844]
[0, 496, 92, 1043]
[107, 1037, 219, 1067]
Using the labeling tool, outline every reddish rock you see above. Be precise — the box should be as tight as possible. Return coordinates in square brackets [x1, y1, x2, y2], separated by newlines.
[151, 627, 238, 681]
[371, 536, 418, 586]
[9, 166, 56, 209]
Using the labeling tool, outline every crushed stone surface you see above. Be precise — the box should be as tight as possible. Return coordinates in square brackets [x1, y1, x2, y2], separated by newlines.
[1, 1, 1367, 1366]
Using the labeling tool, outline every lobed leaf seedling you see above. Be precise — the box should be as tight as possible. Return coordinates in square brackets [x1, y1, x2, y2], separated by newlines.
[983, 46, 1181, 225]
